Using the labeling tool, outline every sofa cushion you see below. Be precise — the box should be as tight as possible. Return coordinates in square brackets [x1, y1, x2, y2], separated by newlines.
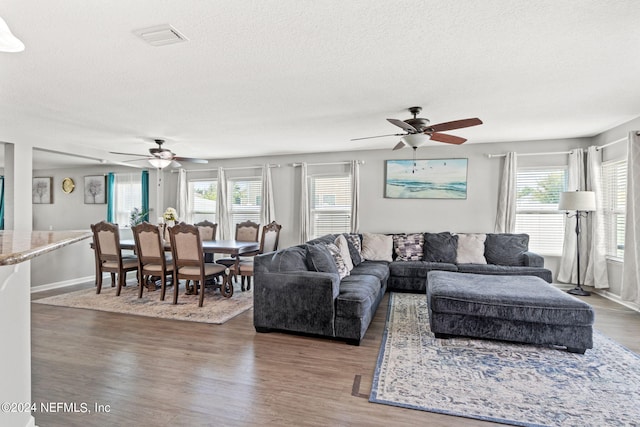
[485, 233, 529, 266]
[326, 242, 350, 279]
[456, 233, 487, 264]
[350, 260, 390, 282]
[306, 244, 339, 275]
[334, 234, 354, 272]
[361, 233, 393, 262]
[456, 263, 553, 283]
[336, 274, 380, 318]
[423, 232, 458, 263]
[269, 246, 308, 272]
[393, 233, 424, 261]
[344, 233, 364, 266]
[390, 261, 458, 278]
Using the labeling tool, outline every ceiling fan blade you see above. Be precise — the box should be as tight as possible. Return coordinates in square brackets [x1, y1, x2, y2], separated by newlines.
[387, 118, 418, 133]
[429, 132, 467, 145]
[392, 141, 406, 151]
[109, 151, 148, 157]
[351, 133, 405, 141]
[429, 118, 483, 132]
[173, 156, 209, 164]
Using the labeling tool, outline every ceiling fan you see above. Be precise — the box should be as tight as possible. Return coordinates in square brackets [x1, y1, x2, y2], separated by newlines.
[351, 106, 482, 150]
[110, 139, 209, 168]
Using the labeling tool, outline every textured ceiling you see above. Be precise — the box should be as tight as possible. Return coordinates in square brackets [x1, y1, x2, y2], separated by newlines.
[1, 1, 640, 168]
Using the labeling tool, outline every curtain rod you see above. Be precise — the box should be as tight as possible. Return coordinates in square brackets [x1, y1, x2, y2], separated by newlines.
[486, 151, 572, 158]
[596, 137, 626, 151]
[291, 160, 365, 167]
[170, 164, 280, 173]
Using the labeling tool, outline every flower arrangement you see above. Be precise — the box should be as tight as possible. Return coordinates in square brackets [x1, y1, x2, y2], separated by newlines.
[163, 207, 178, 222]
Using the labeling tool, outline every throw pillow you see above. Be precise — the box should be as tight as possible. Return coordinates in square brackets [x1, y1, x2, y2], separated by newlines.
[485, 233, 529, 266]
[326, 242, 350, 279]
[423, 232, 458, 263]
[456, 233, 487, 264]
[392, 233, 424, 261]
[306, 244, 339, 275]
[360, 232, 393, 262]
[343, 233, 363, 266]
[334, 234, 354, 272]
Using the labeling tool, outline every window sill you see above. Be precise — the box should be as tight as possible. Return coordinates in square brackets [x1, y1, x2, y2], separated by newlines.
[606, 256, 624, 264]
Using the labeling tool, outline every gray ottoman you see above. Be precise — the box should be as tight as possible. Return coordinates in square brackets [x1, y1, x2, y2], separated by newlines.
[426, 271, 595, 353]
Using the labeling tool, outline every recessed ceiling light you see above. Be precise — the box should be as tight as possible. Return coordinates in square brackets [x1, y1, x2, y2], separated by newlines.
[133, 24, 188, 47]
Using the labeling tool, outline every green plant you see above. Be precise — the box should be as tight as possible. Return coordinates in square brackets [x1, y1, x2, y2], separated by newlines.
[129, 207, 148, 227]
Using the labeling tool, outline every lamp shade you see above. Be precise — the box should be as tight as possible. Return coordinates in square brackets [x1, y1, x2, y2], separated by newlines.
[148, 158, 172, 169]
[401, 133, 429, 148]
[558, 191, 596, 211]
[0, 16, 25, 53]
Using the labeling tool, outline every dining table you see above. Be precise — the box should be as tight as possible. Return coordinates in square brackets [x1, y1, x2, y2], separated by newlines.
[95, 239, 260, 291]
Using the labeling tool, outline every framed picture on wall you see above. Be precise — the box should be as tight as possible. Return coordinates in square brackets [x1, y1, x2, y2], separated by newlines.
[32, 177, 53, 204]
[385, 158, 468, 199]
[84, 175, 107, 204]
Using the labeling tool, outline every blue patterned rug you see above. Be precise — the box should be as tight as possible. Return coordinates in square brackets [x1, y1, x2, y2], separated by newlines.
[370, 293, 640, 426]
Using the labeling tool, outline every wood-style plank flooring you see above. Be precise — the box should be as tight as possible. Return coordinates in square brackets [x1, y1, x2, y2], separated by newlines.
[31, 280, 640, 427]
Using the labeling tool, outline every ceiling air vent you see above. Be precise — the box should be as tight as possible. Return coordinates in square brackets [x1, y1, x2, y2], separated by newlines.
[134, 24, 188, 46]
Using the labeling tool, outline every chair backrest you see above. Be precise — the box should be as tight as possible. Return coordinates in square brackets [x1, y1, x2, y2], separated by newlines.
[195, 220, 217, 241]
[91, 221, 122, 262]
[235, 220, 260, 242]
[132, 222, 165, 265]
[169, 222, 204, 268]
[260, 221, 282, 254]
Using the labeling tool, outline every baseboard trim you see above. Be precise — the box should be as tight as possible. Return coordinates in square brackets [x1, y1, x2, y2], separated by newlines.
[30, 275, 96, 294]
[594, 289, 640, 313]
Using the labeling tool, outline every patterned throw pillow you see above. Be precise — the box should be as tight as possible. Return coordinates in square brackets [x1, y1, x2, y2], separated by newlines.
[325, 243, 350, 279]
[393, 233, 425, 261]
[334, 234, 354, 272]
[343, 233, 363, 266]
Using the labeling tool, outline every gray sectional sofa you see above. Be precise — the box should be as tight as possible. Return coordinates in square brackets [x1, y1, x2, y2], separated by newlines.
[253, 232, 552, 345]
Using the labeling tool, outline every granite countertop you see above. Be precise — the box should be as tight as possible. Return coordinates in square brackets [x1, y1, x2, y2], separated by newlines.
[0, 230, 92, 266]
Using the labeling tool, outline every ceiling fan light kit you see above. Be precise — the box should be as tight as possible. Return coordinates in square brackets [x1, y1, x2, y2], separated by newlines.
[0, 15, 25, 53]
[352, 106, 483, 151]
[110, 139, 208, 168]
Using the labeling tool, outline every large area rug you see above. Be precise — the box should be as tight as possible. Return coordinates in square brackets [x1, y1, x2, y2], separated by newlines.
[370, 293, 640, 427]
[33, 282, 253, 324]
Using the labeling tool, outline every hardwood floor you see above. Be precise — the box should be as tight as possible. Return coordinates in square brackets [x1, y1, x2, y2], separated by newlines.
[31, 281, 640, 427]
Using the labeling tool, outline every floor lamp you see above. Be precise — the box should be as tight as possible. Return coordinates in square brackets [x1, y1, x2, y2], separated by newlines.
[558, 191, 596, 296]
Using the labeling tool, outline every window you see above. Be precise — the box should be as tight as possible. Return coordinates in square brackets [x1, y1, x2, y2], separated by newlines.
[310, 174, 352, 239]
[189, 179, 217, 223]
[514, 167, 567, 256]
[114, 173, 142, 227]
[602, 159, 627, 259]
[228, 178, 262, 225]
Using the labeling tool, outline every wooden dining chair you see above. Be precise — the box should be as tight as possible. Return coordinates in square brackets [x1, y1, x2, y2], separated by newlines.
[91, 220, 138, 296]
[132, 222, 173, 301]
[168, 222, 231, 307]
[235, 221, 282, 291]
[218, 220, 260, 281]
[194, 220, 217, 263]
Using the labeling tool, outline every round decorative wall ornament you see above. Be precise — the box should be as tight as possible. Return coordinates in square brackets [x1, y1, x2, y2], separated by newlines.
[62, 177, 75, 194]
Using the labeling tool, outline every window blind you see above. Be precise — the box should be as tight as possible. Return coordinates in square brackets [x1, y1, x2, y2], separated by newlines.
[602, 159, 627, 258]
[189, 180, 217, 223]
[514, 167, 567, 256]
[310, 174, 352, 238]
[114, 173, 142, 227]
[228, 178, 262, 225]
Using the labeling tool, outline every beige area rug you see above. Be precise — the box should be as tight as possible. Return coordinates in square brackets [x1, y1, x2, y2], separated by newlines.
[33, 282, 253, 324]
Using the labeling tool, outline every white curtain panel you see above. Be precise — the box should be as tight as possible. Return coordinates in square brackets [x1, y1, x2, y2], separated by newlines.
[260, 165, 275, 225]
[176, 168, 189, 223]
[216, 167, 230, 240]
[494, 152, 517, 233]
[584, 146, 609, 289]
[299, 162, 310, 243]
[558, 148, 587, 284]
[622, 131, 640, 304]
[350, 160, 360, 233]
